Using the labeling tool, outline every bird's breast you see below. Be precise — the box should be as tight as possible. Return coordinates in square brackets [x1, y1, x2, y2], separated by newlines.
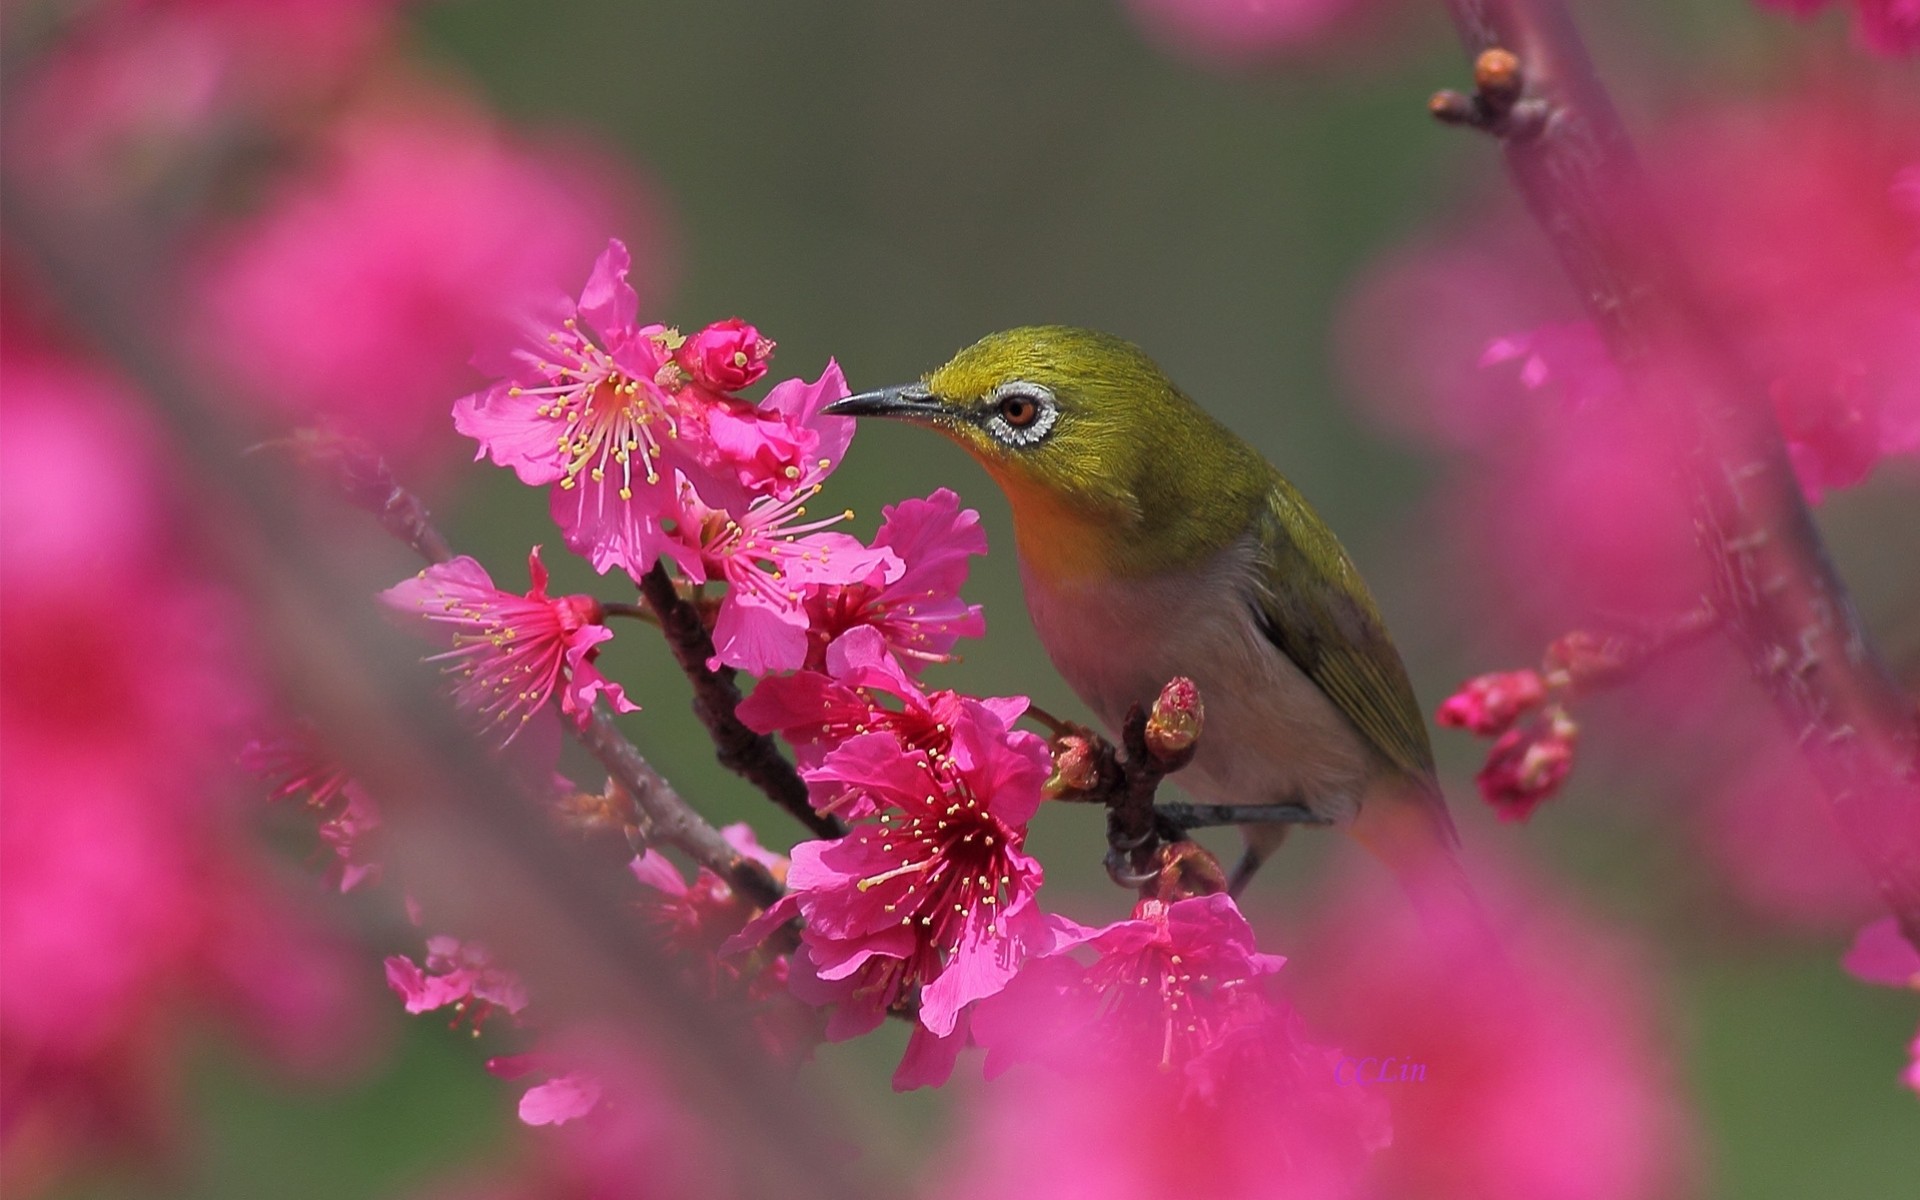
[1018, 537, 1378, 821]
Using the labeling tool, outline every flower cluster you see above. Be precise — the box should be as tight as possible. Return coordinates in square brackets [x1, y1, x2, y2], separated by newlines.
[732, 632, 1053, 1087]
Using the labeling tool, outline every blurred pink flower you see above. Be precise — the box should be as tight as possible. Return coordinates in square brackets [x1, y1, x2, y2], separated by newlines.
[380, 548, 637, 742]
[631, 826, 824, 1064]
[1758, 0, 1920, 55]
[1286, 864, 1696, 1200]
[1122, 0, 1378, 65]
[192, 87, 659, 468]
[385, 935, 529, 1029]
[937, 945, 1389, 1200]
[1435, 670, 1548, 737]
[1474, 707, 1578, 822]
[1843, 917, 1920, 988]
[1, 343, 378, 1178]
[242, 726, 383, 891]
[4, 0, 400, 207]
[971, 894, 1288, 1083]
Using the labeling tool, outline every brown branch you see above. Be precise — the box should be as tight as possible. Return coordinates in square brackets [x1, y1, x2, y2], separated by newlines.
[289, 429, 790, 912]
[636, 562, 847, 841]
[0, 185, 884, 1198]
[1435, 1, 1920, 946]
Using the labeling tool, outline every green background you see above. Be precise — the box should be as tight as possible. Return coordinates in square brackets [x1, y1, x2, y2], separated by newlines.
[54, 0, 1919, 1196]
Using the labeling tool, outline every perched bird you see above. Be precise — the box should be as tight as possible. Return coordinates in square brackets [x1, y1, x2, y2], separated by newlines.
[825, 326, 1467, 900]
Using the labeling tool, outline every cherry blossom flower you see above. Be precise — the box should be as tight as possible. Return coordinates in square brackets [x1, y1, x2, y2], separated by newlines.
[242, 727, 384, 891]
[1436, 670, 1549, 737]
[798, 488, 987, 675]
[630, 826, 822, 1063]
[664, 474, 900, 676]
[733, 694, 1052, 1082]
[1842, 917, 1920, 1095]
[1286, 864, 1697, 1200]
[385, 935, 529, 1031]
[675, 318, 773, 392]
[454, 241, 855, 576]
[738, 625, 1029, 791]
[937, 913, 1390, 1200]
[1122, 0, 1379, 66]
[1758, 0, 1920, 55]
[191, 87, 655, 468]
[1476, 707, 1578, 822]
[970, 894, 1286, 1083]
[380, 549, 636, 742]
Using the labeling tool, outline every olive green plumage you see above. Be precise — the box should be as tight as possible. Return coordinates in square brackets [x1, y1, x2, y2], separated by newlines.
[826, 325, 1458, 879]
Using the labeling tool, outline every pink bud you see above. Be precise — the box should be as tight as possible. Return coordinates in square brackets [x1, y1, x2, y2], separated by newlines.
[1476, 708, 1578, 822]
[1436, 670, 1548, 736]
[1542, 631, 1633, 690]
[1045, 734, 1101, 798]
[676, 317, 774, 392]
[1145, 676, 1204, 759]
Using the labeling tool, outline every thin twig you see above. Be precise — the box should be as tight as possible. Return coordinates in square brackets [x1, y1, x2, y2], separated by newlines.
[295, 430, 790, 911]
[1435, 0, 1920, 947]
[636, 562, 847, 841]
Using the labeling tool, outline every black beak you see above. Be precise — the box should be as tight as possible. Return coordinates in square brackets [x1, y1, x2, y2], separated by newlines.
[823, 383, 948, 421]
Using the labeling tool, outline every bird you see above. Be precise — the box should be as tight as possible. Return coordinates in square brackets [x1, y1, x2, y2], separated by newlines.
[824, 325, 1469, 904]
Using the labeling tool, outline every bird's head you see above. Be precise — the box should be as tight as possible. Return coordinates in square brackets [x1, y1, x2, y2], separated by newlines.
[826, 326, 1272, 579]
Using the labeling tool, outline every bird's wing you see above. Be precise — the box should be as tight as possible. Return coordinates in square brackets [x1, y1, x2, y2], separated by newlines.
[1247, 478, 1441, 794]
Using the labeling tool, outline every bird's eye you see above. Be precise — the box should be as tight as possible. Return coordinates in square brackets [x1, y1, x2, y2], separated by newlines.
[998, 393, 1040, 427]
[982, 382, 1058, 447]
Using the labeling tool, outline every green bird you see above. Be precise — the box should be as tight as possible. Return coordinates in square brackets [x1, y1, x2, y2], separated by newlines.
[825, 326, 1466, 898]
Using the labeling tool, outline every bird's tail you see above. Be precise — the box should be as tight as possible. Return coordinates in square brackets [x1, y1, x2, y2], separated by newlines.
[1350, 776, 1495, 948]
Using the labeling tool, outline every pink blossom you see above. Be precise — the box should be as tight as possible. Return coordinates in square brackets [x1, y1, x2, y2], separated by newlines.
[1122, 0, 1377, 66]
[665, 475, 901, 676]
[1286, 864, 1696, 1200]
[1843, 917, 1920, 988]
[1757, 0, 1920, 55]
[4, 0, 398, 208]
[385, 935, 529, 1029]
[736, 696, 1052, 1078]
[1476, 708, 1578, 821]
[241, 727, 383, 891]
[454, 241, 855, 577]
[380, 549, 636, 742]
[191, 87, 655, 468]
[630, 827, 823, 1063]
[518, 1071, 605, 1126]
[738, 626, 1029, 792]
[971, 894, 1287, 1084]
[799, 488, 988, 674]
[675, 318, 774, 392]
[936, 978, 1389, 1200]
[1436, 670, 1549, 737]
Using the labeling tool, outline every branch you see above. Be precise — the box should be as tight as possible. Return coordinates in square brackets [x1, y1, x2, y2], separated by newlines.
[635, 563, 847, 842]
[298, 430, 787, 911]
[1434, 2, 1920, 946]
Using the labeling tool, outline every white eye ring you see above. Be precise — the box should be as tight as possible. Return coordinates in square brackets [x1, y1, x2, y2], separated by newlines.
[984, 382, 1059, 447]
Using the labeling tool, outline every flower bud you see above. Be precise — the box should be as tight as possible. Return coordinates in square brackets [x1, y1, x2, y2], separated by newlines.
[676, 318, 773, 392]
[1475, 707, 1578, 822]
[1542, 631, 1633, 690]
[1045, 734, 1101, 799]
[1436, 670, 1547, 736]
[1144, 676, 1204, 760]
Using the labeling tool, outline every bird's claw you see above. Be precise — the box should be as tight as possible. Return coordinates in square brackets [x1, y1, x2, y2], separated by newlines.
[1104, 845, 1161, 889]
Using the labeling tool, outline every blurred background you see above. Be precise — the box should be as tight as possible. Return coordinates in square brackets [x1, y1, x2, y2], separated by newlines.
[6, 0, 1917, 1197]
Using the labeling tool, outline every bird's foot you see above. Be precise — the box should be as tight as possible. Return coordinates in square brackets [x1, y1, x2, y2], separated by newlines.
[1103, 844, 1161, 889]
